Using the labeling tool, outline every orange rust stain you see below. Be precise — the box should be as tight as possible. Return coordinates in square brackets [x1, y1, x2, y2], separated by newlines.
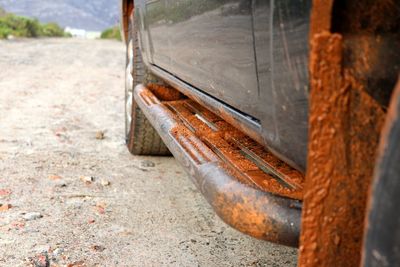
[170, 125, 214, 164]
[147, 83, 182, 101]
[167, 100, 304, 200]
[299, 1, 388, 264]
[309, 0, 334, 37]
[213, 192, 276, 240]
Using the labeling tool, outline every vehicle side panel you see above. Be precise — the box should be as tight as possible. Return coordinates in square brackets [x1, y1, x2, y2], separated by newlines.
[137, 0, 311, 172]
[163, 0, 260, 119]
[144, 0, 171, 70]
[256, 0, 311, 171]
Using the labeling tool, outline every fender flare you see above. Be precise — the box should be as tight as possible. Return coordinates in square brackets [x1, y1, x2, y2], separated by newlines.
[120, 0, 134, 44]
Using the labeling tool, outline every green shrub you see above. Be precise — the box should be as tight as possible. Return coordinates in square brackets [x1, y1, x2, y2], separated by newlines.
[0, 10, 69, 39]
[100, 26, 121, 41]
[0, 26, 11, 38]
[40, 22, 65, 37]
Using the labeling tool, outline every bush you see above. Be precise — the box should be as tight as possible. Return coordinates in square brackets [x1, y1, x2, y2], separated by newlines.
[0, 10, 69, 39]
[0, 26, 10, 38]
[100, 26, 121, 41]
[40, 22, 65, 37]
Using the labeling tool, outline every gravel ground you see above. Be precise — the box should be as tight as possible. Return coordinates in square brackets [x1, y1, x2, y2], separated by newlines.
[0, 38, 298, 267]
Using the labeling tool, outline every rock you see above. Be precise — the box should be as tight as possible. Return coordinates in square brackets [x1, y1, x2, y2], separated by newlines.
[29, 252, 49, 267]
[48, 175, 61, 180]
[0, 203, 12, 211]
[100, 179, 110, 186]
[95, 202, 106, 214]
[0, 189, 12, 196]
[35, 245, 51, 253]
[67, 261, 85, 267]
[91, 245, 105, 252]
[141, 160, 155, 168]
[54, 181, 67, 188]
[10, 221, 25, 229]
[95, 131, 105, 140]
[52, 248, 64, 257]
[23, 212, 43, 221]
[80, 176, 94, 184]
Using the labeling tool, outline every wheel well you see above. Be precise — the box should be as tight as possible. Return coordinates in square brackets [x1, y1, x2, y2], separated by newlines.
[331, 0, 400, 108]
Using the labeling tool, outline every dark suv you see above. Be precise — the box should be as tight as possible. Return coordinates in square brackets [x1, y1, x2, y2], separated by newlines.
[120, 1, 400, 266]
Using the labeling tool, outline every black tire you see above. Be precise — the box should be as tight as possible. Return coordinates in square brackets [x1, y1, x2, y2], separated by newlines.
[125, 10, 169, 155]
[362, 83, 400, 267]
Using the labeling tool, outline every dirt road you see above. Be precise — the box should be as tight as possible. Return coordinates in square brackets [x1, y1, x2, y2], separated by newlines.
[0, 38, 297, 266]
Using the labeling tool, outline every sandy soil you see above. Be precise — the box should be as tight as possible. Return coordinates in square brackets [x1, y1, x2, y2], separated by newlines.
[0, 38, 297, 266]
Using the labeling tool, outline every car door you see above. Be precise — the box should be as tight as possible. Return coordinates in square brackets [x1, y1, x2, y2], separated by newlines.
[164, 0, 260, 119]
[255, 0, 311, 171]
[144, 0, 171, 71]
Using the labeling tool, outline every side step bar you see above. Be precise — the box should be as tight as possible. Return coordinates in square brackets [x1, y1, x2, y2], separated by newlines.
[134, 84, 302, 247]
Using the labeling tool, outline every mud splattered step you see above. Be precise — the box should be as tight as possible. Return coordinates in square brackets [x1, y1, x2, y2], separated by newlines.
[165, 99, 304, 200]
[134, 84, 302, 247]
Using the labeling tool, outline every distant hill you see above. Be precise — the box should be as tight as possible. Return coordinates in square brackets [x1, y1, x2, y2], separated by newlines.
[0, 0, 120, 31]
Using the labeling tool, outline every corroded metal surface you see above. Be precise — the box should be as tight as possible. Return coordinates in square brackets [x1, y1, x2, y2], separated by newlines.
[120, 0, 134, 43]
[166, 99, 304, 200]
[134, 84, 303, 247]
[299, 0, 398, 266]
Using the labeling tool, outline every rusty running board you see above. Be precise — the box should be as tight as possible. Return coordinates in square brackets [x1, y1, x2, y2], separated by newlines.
[134, 84, 302, 247]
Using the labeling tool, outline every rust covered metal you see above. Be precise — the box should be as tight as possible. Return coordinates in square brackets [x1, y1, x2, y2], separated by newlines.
[120, 0, 133, 43]
[299, 0, 399, 266]
[133, 84, 303, 247]
[147, 83, 183, 101]
[166, 100, 304, 200]
[149, 66, 265, 149]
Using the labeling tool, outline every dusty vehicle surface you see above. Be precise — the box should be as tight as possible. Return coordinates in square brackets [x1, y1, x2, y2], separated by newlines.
[121, 0, 400, 266]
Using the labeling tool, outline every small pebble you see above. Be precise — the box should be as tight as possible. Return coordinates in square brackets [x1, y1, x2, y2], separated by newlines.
[0, 189, 12, 196]
[35, 245, 51, 253]
[48, 175, 61, 180]
[141, 160, 155, 168]
[95, 131, 105, 140]
[23, 212, 43, 221]
[100, 179, 110, 186]
[54, 181, 67, 188]
[0, 203, 12, 211]
[29, 252, 49, 267]
[53, 247, 64, 257]
[91, 245, 106, 252]
[80, 176, 94, 184]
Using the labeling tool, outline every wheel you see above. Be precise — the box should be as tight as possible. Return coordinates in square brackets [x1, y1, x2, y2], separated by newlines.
[362, 81, 400, 267]
[125, 9, 170, 155]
